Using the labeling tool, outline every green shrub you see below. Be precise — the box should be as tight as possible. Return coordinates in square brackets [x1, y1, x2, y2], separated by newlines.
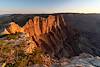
[0, 34, 7, 38]
[0, 40, 7, 45]
[2, 47, 11, 54]
[6, 35, 18, 40]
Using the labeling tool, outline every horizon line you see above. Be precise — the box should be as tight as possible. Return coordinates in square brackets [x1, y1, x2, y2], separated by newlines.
[1, 12, 100, 15]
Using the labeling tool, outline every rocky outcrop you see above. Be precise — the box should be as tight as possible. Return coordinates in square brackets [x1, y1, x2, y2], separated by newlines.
[65, 53, 100, 67]
[23, 15, 80, 58]
[5, 15, 80, 58]
[6, 22, 24, 34]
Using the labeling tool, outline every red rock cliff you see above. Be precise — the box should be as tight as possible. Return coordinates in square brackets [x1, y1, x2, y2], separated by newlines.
[6, 15, 80, 58]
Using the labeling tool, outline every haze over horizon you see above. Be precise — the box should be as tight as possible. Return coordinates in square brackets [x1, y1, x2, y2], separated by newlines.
[0, 0, 100, 14]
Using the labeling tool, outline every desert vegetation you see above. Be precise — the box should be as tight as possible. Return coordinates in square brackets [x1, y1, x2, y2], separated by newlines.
[0, 33, 52, 67]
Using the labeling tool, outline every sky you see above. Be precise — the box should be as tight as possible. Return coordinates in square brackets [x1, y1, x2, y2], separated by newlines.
[0, 0, 100, 14]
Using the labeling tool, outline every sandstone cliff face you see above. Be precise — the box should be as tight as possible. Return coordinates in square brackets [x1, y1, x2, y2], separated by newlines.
[5, 15, 80, 58]
[23, 19, 34, 37]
